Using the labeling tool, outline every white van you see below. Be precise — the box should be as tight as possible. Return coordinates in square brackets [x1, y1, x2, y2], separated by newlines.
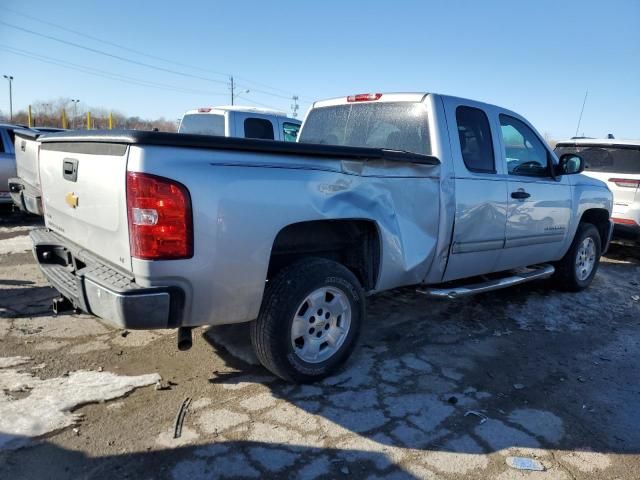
[178, 106, 301, 142]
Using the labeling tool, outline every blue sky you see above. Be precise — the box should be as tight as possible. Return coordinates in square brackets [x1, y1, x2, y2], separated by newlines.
[1, 0, 638, 139]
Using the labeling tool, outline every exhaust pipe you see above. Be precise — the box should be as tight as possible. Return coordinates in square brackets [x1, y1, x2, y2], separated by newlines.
[52, 296, 73, 315]
[177, 327, 193, 351]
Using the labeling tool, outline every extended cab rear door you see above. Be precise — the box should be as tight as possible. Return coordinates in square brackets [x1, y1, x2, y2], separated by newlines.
[494, 113, 571, 270]
[441, 98, 508, 281]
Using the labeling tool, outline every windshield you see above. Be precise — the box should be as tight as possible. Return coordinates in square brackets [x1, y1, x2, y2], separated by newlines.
[299, 102, 430, 155]
[179, 113, 225, 136]
[554, 144, 640, 174]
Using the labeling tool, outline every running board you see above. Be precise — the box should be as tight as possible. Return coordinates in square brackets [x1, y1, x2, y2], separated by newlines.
[417, 264, 555, 299]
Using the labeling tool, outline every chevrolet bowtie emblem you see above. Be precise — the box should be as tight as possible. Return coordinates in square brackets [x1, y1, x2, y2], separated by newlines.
[65, 192, 79, 209]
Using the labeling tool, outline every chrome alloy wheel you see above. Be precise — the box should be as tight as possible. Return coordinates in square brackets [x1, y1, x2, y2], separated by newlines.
[290, 286, 352, 363]
[575, 237, 596, 281]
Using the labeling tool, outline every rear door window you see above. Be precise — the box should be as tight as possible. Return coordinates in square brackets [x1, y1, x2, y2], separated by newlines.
[554, 145, 640, 174]
[455, 106, 495, 173]
[244, 118, 275, 140]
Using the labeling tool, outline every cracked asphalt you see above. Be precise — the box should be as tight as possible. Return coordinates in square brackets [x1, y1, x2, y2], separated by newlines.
[1, 209, 639, 479]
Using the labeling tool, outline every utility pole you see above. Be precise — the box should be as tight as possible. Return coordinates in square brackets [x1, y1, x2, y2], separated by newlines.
[291, 95, 299, 118]
[71, 99, 80, 129]
[42, 103, 51, 126]
[3, 75, 13, 121]
[230, 75, 234, 105]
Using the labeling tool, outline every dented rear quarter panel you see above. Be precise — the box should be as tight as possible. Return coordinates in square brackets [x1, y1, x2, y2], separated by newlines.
[126, 133, 450, 327]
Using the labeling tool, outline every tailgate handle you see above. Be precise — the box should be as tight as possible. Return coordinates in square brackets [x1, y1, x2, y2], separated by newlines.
[62, 158, 79, 182]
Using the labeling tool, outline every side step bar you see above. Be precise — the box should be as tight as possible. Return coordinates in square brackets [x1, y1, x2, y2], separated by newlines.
[418, 264, 555, 299]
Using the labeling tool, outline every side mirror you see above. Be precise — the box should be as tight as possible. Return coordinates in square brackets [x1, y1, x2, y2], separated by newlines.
[556, 153, 584, 175]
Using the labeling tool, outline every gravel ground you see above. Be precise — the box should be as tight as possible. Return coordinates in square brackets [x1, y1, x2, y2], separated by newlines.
[0, 209, 639, 479]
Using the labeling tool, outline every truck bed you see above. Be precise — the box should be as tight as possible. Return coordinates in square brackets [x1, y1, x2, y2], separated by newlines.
[36, 128, 444, 329]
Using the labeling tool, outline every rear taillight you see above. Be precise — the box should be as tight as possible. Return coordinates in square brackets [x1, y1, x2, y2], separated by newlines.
[612, 217, 639, 226]
[126, 172, 193, 260]
[347, 93, 382, 102]
[609, 178, 640, 188]
[198, 107, 212, 112]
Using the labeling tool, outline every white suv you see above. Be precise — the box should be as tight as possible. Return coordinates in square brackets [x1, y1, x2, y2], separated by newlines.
[555, 138, 640, 242]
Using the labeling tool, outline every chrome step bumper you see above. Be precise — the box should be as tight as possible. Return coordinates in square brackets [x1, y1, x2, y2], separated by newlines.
[30, 228, 184, 329]
[418, 264, 555, 299]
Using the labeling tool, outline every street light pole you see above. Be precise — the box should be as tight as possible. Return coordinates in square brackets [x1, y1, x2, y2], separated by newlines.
[71, 99, 80, 129]
[3, 75, 13, 121]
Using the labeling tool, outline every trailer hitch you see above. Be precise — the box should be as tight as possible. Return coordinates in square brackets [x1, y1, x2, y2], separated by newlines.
[52, 296, 74, 315]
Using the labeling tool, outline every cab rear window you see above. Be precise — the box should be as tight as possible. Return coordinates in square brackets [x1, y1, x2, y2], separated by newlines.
[299, 102, 430, 155]
[179, 114, 225, 136]
[555, 144, 640, 174]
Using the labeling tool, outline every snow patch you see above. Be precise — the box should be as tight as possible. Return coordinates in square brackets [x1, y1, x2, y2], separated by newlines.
[0, 356, 31, 368]
[0, 369, 160, 451]
[0, 235, 32, 255]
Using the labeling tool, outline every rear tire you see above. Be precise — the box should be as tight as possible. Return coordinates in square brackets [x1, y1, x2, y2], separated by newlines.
[250, 258, 365, 383]
[553, 222, 601, 291]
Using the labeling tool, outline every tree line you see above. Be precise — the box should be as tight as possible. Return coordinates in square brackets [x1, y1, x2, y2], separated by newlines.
[0, 97, 177, 132]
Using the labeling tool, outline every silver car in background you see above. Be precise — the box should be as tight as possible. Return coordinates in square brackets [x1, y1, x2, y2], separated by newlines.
[0, 124, 24, 205]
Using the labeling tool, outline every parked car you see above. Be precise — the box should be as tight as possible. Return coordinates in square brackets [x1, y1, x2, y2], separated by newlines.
[0, 123, 30, 206]
[555, 138, 640, 243]
[28, 92, 612, 382]
[178, 105, 301, 141]
[9, 129, 43, 214]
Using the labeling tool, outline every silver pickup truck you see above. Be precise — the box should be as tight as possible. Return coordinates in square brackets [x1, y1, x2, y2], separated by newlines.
[29, 92, 613, 382]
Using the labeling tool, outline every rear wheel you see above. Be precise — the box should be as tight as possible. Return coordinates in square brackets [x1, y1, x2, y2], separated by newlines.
[250, 258, 365, 383]
[553, 222, 601, 291]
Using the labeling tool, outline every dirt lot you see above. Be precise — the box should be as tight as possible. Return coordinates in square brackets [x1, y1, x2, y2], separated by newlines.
[1, 209, 639, 480]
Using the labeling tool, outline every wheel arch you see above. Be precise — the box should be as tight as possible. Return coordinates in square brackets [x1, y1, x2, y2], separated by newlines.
[267, 219, 382, 291]
[579, 208, 610, 245]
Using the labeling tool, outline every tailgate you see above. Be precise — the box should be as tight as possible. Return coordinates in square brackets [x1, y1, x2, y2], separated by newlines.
[15, 130, 42, 190]
[39, 141, 132, 271]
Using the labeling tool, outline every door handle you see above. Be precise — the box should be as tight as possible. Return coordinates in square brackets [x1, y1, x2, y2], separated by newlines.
[511, 190, 531, 199]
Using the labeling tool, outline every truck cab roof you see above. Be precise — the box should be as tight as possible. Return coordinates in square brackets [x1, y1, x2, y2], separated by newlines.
[182, 105, 295, 119]
[556, 138, 640, 147]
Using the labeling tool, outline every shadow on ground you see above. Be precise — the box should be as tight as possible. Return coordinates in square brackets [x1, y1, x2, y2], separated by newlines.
[1, 234, 638, 478]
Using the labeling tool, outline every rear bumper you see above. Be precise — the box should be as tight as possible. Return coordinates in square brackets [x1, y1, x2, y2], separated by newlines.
[613, 222, 640, 242]
[8, 178, 43, 215]
[30, 228, 184, 329]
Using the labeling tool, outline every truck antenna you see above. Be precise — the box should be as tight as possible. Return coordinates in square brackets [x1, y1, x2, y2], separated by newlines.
[574, 90, 588, 137]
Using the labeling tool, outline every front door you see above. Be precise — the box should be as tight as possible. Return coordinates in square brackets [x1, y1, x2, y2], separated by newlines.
[495, 114, 571, 270]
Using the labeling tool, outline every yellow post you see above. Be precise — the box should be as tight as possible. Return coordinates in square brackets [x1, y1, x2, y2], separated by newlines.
[61, 109, 68, 129]
[28, 105, 33, 127]
[86, 111, 91, 130]
[109, 112, 113, 130]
